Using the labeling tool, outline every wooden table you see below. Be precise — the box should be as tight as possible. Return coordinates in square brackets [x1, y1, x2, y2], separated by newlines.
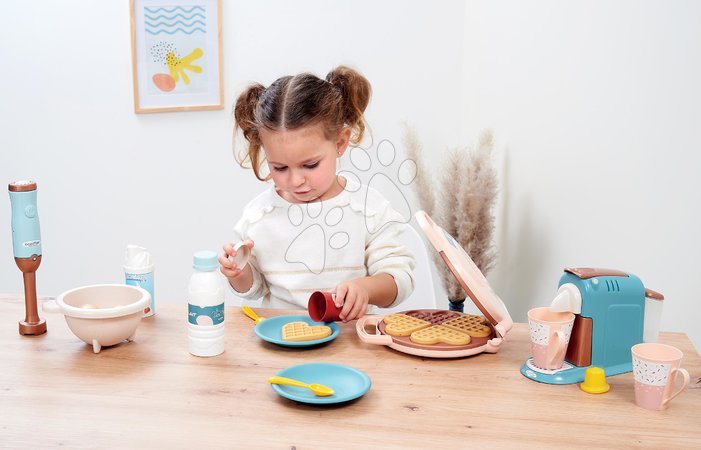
[1, 297, 700, 449]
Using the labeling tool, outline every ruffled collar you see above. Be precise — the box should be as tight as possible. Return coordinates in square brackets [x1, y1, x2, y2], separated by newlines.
[267, 176, 357, 208]
[241, 176, 382, 225]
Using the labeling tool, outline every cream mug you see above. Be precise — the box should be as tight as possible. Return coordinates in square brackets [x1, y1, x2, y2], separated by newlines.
[528, 307, 575, 370]
[632, 343, 690, 411]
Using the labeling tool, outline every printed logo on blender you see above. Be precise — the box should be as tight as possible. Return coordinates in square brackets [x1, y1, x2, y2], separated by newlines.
[22, 240, 40, 248]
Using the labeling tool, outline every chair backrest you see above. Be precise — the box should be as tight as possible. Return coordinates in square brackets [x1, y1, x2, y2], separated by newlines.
[373, 223, 437, 314]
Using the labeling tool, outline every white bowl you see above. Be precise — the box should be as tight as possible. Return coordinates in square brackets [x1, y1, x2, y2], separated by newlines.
[43, 284, 150, 353]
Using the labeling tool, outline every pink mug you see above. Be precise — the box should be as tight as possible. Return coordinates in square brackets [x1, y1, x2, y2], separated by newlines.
[308, 291, 342, 322]
[632, 343, 690, 411]
[527, 307, 575, 370]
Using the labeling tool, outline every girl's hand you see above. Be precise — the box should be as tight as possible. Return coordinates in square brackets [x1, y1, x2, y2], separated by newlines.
[333, 279, 370, 322]
[218, 240, 254, 279]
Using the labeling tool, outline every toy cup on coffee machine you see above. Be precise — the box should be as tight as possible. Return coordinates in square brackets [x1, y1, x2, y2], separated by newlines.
[521, 268, 664, 385]
[527, 307, 575, 370]
[8, 180, 47, 335]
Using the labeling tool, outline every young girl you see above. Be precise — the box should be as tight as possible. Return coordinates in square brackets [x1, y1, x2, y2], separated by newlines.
[218, 66, 415, 322]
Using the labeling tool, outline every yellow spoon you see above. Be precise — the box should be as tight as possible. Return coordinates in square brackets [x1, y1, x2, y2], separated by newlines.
[268, 376, 335, 397]
[242, 306, 265, 324]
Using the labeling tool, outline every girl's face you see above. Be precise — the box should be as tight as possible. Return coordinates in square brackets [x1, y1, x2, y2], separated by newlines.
[261, 123, 351, 203]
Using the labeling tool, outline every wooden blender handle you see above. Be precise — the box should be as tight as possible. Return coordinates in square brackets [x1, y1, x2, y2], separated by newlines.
[15, 256, 46, 335]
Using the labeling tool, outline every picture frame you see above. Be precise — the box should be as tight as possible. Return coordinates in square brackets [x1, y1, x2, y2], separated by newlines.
[130, 0, 223, 113]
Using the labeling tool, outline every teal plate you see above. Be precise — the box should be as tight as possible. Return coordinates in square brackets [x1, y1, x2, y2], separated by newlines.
[254, 315, 340, 347]
[271, 362, 372, 404]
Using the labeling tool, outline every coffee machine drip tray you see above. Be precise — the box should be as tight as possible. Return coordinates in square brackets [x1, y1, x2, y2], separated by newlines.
[520, 358, 585, 384]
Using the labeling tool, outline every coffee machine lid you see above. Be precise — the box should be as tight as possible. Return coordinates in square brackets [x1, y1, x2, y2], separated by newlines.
[415, 211, 512, 336]
[564, 267, 628, 279]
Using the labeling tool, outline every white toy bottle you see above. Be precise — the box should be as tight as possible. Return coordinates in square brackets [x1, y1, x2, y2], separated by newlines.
[124, 245, 155, 317]
[188, 250, 225, 357]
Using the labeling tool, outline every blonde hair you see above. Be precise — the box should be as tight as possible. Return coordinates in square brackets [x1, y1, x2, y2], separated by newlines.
[233, 66, 372, 181]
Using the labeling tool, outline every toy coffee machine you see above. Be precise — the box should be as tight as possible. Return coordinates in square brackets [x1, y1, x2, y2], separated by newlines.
[521, 267, 664, 384]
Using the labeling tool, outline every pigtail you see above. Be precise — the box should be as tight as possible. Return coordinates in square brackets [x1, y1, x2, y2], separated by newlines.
[233, 83, 268, 181]
[326, 66, 372, 145]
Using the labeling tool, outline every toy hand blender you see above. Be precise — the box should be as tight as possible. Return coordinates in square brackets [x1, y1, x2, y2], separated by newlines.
[8, 180, 47, 335]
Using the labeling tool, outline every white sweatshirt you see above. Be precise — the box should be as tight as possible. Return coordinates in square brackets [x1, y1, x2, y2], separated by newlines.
[231, 178, 415, 309]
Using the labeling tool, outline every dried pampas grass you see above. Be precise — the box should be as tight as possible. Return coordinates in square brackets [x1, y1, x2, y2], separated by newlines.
[402, 126, 434, 219]
[404, 125, 498, 302]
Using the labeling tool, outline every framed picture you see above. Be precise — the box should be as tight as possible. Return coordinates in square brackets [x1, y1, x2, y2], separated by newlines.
[130, 0, 223, 113]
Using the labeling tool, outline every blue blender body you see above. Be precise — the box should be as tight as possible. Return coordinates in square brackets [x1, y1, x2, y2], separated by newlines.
[521, 268, 646, 384]
[8, 180, 46, 335]
[10, 188, 42, 258]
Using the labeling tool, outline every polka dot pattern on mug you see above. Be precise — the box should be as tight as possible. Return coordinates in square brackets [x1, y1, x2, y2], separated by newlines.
[529, 321, 550, 345]
[561, 321, 574, 343]
[633, 359, 671, 386]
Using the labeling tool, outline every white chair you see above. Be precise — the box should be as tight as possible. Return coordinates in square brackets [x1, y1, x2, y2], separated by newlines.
[373, 223, 437, 314]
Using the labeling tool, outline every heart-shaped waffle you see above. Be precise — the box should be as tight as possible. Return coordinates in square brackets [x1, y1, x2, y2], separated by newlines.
[405, 310, 462, 325]
[383, 314, 431, 337]
[281, 321, 332, 342]
[410, 325, 471, 345]
[441, 315, 491, 337]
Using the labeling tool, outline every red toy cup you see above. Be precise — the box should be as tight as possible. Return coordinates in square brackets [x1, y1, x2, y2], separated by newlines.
[308, 291, 342, 322]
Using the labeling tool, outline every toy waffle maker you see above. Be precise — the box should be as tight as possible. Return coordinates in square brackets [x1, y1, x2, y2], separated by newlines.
[356, 211, 513, 358]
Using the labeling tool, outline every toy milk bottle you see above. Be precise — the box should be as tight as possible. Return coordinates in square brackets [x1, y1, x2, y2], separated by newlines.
[188, 250, 225, 357]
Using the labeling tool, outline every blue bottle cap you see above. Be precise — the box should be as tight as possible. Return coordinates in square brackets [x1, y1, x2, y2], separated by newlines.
[193, 250, 218, 271]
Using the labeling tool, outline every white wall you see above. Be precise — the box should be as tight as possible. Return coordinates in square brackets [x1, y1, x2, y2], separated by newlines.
[2, 1, 699, 350]
[0, 3, 464, 307]
[464, 0, 701, 349]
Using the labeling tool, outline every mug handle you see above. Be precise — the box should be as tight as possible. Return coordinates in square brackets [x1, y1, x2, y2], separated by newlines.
[547, 330, 568, 369]
[662, 368, 690, 406]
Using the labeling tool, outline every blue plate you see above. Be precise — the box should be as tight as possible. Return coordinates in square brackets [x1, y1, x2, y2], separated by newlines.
[254, 315, 340, 347]
[271, 362, 372, 404]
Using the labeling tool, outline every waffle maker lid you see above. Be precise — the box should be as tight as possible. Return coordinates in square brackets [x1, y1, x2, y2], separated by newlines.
[415, 211, 513, 338]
